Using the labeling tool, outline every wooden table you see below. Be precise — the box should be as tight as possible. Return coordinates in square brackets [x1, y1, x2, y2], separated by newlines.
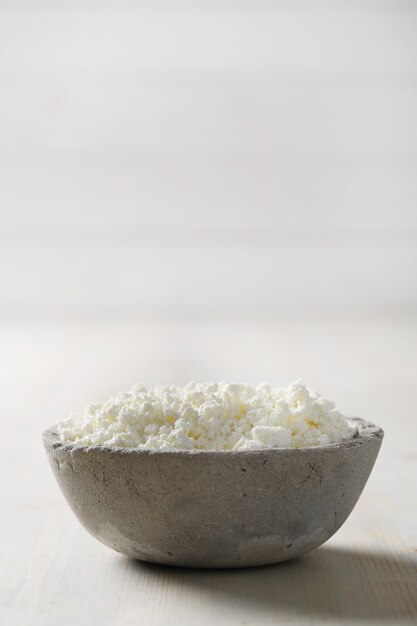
[1, 317, 416, 625]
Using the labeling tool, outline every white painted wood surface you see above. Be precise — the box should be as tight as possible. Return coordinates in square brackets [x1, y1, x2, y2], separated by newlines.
[0, 316, 416, 625]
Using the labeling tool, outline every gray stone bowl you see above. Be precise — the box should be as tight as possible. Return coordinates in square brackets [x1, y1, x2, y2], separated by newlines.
[43, 418, 383, 568]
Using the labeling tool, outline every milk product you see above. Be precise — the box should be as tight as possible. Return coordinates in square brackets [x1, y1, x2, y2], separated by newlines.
[56, 380, 356, 451]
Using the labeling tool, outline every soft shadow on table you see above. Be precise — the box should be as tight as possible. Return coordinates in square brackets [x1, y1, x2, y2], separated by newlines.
[122, 545, 417, 621]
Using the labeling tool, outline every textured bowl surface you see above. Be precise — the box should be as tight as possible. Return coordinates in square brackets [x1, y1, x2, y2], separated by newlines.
[43, 418, 383, 568]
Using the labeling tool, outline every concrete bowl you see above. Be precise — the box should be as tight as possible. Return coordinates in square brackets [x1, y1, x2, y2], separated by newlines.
[43, 418, 383, 568]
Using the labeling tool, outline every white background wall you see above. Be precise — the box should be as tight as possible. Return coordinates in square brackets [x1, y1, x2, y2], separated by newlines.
[1, 0, 416, 320]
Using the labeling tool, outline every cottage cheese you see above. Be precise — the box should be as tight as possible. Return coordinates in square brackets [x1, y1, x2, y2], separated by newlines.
[57, 380, 356, 451]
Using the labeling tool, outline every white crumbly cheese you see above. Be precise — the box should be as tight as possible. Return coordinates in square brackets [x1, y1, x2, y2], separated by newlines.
[56, 380, 356, 451]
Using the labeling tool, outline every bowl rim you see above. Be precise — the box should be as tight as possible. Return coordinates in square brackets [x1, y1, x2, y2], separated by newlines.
[43, 417, 383, 457]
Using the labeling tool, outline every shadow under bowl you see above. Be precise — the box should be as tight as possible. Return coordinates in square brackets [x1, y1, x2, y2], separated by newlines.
[43, 418, 383, 568]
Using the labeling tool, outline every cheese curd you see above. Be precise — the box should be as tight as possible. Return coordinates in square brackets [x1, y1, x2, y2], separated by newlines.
[57, 380, 356, 451]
